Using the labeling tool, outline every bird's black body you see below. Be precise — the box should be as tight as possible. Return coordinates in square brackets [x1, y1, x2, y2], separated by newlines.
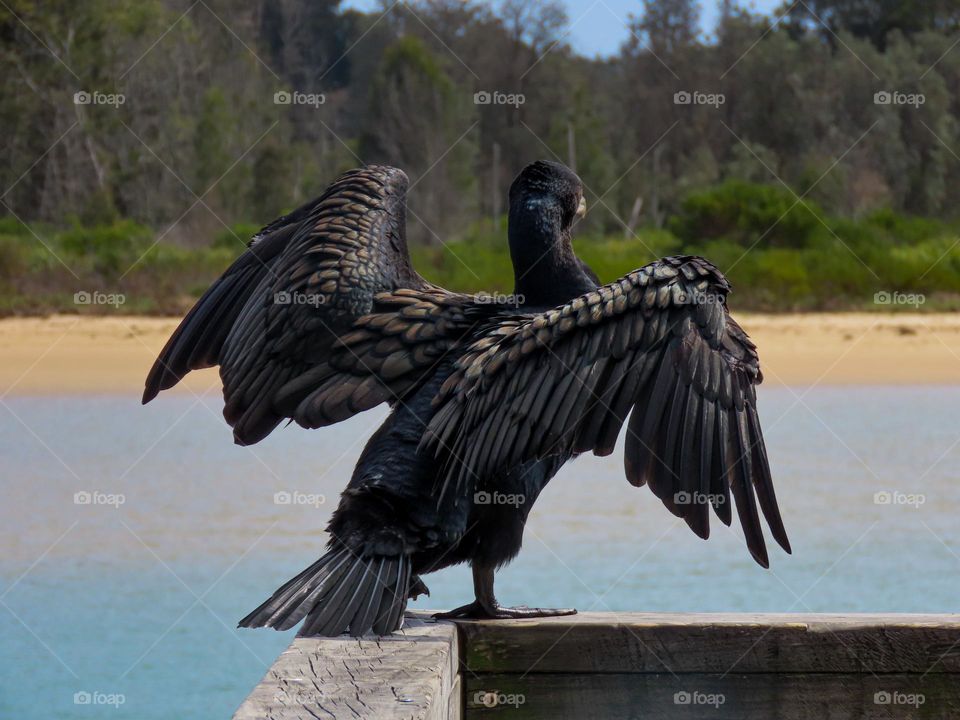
[304, 162, 596, 625]
[332, 355, 566, 579]
[143, 160, 791, 637]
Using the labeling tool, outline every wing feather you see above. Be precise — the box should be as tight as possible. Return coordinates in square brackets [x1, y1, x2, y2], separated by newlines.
[422, 255, 790, 567]
[144, 165, 494, 445]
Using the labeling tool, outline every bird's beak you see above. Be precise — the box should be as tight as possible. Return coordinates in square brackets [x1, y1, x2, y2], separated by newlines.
[576, 196, 587, 219]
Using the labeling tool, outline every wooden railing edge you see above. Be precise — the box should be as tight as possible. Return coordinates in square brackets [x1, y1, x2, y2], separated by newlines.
[233, 611, 960, 719]
[232, 614, 460, 720]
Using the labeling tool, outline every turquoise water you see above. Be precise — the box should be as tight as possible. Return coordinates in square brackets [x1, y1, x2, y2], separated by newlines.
[2, 388, 959, 719]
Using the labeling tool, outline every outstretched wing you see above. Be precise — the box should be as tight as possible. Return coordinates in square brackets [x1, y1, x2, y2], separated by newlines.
[423, 256, 790, 567]
[143, 165, 483, 445]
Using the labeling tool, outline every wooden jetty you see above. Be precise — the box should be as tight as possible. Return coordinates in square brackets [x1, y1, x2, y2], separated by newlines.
[234, 612, 960, 719]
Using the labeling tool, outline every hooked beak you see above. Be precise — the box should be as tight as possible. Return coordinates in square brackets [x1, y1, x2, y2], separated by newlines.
[575, 196, 587, 219]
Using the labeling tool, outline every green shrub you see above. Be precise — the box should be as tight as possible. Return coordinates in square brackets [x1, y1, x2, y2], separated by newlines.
[57, 220, 154, 274]
[3, 194, 960, 315]
[864, 208, 948, 246]
[577, 230, 681, 282]
[0, 217, 31, 237]
[212, 223, 261, 250]
[0, 233, 29, 280]
[412, 238, 513, 294]
[670, 180, 825, 249]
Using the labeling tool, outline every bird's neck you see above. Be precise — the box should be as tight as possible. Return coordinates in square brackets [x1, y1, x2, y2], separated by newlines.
[508, 208, 598, 308]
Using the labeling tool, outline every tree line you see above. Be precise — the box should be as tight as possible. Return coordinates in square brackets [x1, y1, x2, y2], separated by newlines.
[3, 0, 960, 312]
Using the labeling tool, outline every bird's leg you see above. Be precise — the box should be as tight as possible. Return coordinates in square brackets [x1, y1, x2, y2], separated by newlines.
[434, 565, 577, 620]
[408, 575, 430, 600]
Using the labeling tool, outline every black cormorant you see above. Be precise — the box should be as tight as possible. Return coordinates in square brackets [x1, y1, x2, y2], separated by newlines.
[143, 160, 791, 636]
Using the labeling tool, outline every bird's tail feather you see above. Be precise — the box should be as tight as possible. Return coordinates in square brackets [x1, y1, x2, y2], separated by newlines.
[237, 548, 412, 637]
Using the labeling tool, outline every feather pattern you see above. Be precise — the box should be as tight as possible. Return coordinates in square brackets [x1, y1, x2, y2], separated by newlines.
[238, 548, 412, 638]
[143, 165, 499, 446]
[149, 161, 789, 640]
[422, 255, 790, 567]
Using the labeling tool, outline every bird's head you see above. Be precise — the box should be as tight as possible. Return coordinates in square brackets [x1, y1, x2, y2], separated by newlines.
[507, 160, 596, 306]
[508, 160, 586, 237]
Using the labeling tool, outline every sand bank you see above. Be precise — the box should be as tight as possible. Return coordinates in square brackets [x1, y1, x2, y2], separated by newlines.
[0, 313, 958, 396]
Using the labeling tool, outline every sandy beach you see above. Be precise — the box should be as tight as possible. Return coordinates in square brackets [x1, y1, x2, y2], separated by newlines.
[0, 313, 958, 396]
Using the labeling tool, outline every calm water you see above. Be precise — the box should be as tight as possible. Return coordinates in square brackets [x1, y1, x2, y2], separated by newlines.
[2, 388, 959, 719]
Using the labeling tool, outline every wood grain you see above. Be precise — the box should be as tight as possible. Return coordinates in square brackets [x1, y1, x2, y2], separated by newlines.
[465, 672, 959, 719]
[456, 612, 960, 675]
[233, 612, 960, 718]
[232, 616, 460, 720]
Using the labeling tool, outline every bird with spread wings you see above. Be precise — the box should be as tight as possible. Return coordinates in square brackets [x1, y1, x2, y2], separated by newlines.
[143, 160, 790, 637]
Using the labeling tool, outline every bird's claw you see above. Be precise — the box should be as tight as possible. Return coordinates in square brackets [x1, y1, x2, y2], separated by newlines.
[408, 576, 430, 601]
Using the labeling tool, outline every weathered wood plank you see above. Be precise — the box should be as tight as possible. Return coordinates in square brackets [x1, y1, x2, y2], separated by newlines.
[457, 613, 960, 675]
[235, 613, 960, 718]
[465, 672, 960, 719]
[233, 616, 460, 720]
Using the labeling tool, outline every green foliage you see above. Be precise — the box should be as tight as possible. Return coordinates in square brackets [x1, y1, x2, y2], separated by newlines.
[378, 35, 451, 88]
[0, 217, 30, 238]
[193, 88, 232, 192]
[727, 247, 816, 310]
[0, 233, 29, 282]
[250, 145, 293, 221]
[361, 34, 478, 244]
[575, 231, 682, 280]
[58, 220, 154, 274]
[0, 219, 237, 315]
[1, 205, 959, 315]
[411, 206, 960, 312]
[670, 181, 825, 249]
[79, 189, 120, 227]
[787, 0, 960, 48]
[212, 223, 261, 250]
[864, 208, 949, 245]
[5, 1, 960, 315]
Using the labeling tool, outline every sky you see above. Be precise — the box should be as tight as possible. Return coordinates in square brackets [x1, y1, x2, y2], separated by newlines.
[341, 0, 787, 58]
